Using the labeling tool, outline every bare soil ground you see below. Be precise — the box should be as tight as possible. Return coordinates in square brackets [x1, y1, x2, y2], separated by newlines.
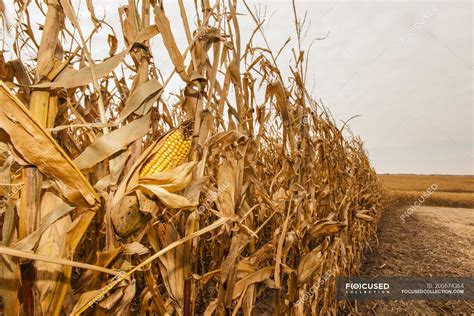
[349, 204, 474, 315]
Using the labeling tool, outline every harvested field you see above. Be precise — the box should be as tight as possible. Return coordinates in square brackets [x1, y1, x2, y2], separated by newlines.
[379, 174, 474, 209]
[346, 175, 474, 315]
[350, 203, 474, 315]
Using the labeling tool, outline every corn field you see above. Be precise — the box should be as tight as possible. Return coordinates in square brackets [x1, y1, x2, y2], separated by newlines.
[0, 0, 382, 315]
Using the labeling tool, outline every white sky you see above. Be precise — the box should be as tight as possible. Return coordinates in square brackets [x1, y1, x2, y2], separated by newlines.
[1, 0, 473, 175]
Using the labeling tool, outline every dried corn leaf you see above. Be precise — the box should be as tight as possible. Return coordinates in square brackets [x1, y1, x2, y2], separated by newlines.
[232, 266, 273, 300]
[154, 5, 189, 82]
[215, 155, 237, 217]
[123, 242, 149, 256]
[114, 280, 136, 315]
[71, 290, 102, 315]
[33, 27, 158, 89]
[297, 249, 323, 286]
[157, 223, 184, 312]
[35, 192, 72, 314]
[14, 201, 74, 251]
[140, 184, 195, 209]
[0, 154, 21, 315]
[74, 113, 151, 170]
[0, 82, 98, 206]
[119, 79, 163, 120]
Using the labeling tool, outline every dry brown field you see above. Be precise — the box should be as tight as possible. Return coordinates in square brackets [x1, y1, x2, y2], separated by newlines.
[378, 174, 474, 208]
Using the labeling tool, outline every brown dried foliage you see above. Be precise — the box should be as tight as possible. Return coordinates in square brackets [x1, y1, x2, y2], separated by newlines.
[0, 1, 382, 315]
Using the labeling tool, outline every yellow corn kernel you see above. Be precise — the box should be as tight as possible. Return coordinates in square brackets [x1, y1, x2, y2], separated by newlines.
[139, 120, 193, 178]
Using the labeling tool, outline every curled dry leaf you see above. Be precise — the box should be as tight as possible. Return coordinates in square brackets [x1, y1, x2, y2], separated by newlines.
[107, 34, 118, 56]
[154, 5, 189, 82]
[232, 266, 274, 300]
[297, 249, 323, 286]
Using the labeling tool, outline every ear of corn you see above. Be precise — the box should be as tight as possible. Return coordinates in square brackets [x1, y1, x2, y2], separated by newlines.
[157, 222, 167, 245]
[139, 120, 193, 178]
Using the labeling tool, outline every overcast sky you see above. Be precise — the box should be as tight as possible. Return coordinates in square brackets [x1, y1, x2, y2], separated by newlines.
[250, 1, 472, 175]
[2, 1, 473, 175]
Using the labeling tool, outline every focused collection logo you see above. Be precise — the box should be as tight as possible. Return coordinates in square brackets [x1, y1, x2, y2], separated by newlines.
[344, 282, 390, 293]
[337, 277, 472, 301]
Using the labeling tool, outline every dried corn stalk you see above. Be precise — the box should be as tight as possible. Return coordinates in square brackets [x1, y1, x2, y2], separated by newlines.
[0, 1, 382, 316]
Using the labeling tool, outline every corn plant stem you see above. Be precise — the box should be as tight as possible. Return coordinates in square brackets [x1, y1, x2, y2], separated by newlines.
[73, 216, 232, 315]
[18, 2, 63, 314]
[242, 0, 297, 156]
